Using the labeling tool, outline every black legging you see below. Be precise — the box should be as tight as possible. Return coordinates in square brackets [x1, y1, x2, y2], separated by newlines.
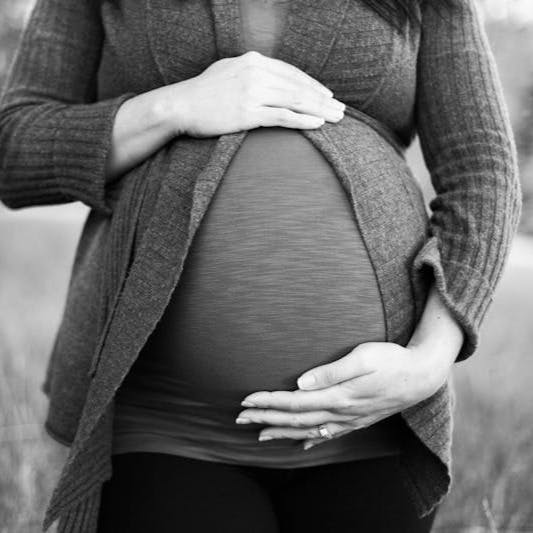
[97, 452, 438, 533]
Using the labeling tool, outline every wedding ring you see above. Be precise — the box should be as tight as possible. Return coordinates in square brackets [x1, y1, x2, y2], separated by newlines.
[317, 424, 333, 439]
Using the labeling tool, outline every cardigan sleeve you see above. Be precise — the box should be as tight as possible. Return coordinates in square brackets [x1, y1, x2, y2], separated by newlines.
[411, 0, 522, 362]
[0, 0, 137, 215]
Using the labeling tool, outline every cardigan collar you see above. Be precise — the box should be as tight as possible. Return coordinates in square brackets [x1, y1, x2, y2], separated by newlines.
[146, 0, 352, 83]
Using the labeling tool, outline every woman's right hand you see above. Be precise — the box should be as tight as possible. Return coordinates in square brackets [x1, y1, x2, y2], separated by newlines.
[162, 50, 346, 138]
[104, 51, 345, 182]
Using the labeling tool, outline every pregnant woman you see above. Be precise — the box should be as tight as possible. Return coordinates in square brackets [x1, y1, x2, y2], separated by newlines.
[0, 0, 521, 532]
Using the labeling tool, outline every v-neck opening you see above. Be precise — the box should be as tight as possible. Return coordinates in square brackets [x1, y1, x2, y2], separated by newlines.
[234, 0, 294, 59]
[211, 0, 296, 61]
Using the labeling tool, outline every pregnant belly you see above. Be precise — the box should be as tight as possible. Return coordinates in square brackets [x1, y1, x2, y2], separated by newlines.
[121, 126, 386, 404]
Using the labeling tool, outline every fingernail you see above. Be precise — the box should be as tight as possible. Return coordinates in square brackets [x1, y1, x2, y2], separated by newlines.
[235, 417, 251, 424]
[298, 374, 316, 388]
[259, 435, 273, 441]
[331, 99, 345, 111]
[241, 400, 256, 407]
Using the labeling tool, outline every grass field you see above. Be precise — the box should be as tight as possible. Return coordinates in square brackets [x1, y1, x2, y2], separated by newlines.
[0, 214, 532, 533]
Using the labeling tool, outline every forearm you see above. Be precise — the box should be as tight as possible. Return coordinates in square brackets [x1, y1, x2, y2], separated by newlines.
[0, 0, 165, 214]
[105, 85, 184, 183]
[412, 0, 521, 362]
[406, 282, 465, 390]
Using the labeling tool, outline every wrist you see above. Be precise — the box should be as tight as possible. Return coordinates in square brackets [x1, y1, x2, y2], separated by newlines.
[408, 285, 464, 357]
[407, 342, 454, 399]
[150, 84, 189, 138]
[407, 327, 460, 396]
[406, 284, 464, 396]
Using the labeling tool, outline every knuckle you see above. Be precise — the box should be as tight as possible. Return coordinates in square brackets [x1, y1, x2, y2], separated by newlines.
[244, 50, 262, 63]
[358, 349, 373, 373]
[331, 389, 353, 411]
[290, 92, 305, 108]
[258, 408, 270, 419]
[319, 92, 330, 105]
[318, 93, 330, 109]
[276, 108, 292, 126]
[209, 57, 228, 71]
[289, 396, 302, 411]
[324, 366, 339, 384]
[311, 427, 322, 438]
[290, 413, 302, 427]
[335, 396, 353, 411]
[256, 111, 268, 127]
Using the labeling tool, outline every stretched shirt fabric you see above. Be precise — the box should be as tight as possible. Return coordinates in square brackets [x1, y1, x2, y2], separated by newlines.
[0, 0, 522, 531]
[112, 0, 411, 466]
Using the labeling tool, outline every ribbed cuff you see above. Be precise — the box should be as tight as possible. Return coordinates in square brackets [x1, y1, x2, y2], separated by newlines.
[53, 92, 137, 215]
[411, 236, 494, 362]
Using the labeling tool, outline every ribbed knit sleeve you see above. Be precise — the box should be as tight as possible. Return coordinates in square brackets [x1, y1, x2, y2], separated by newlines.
[0, 0, 137, 215]
[411, 0, 522, 362]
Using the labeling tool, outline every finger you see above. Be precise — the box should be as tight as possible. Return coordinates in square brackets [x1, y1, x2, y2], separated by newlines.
[297, 347, 374, 391]
[236, 408, 356, 428]
[247, 51, 333, 97]
[302, 426, 357, 450]
[242, 386, 360, 412]
[255, 68, 344, 117]
[237, 64, 342, 127]
[255, 84, 344, 123]
[256, 106, 326, 129]
[259, 422, 351, 441]
[302, 437, 325, 450]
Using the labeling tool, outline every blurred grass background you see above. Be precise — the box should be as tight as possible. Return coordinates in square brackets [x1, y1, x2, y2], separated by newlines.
[1, 1, 533, 532]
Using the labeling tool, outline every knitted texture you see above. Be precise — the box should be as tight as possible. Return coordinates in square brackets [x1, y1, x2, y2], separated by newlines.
[0, 0, 521, 531]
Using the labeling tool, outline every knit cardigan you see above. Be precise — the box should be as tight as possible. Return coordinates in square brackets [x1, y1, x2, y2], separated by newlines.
[0, 0, 521, 531]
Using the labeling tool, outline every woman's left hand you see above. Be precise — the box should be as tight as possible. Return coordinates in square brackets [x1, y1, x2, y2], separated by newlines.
[236, 340, 454, 450]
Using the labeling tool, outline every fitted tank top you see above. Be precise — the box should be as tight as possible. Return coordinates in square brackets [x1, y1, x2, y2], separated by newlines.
[111, 0, 410, 466]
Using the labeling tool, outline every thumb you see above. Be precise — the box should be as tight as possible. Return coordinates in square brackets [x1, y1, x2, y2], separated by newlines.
[297, 347, 369, 390]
